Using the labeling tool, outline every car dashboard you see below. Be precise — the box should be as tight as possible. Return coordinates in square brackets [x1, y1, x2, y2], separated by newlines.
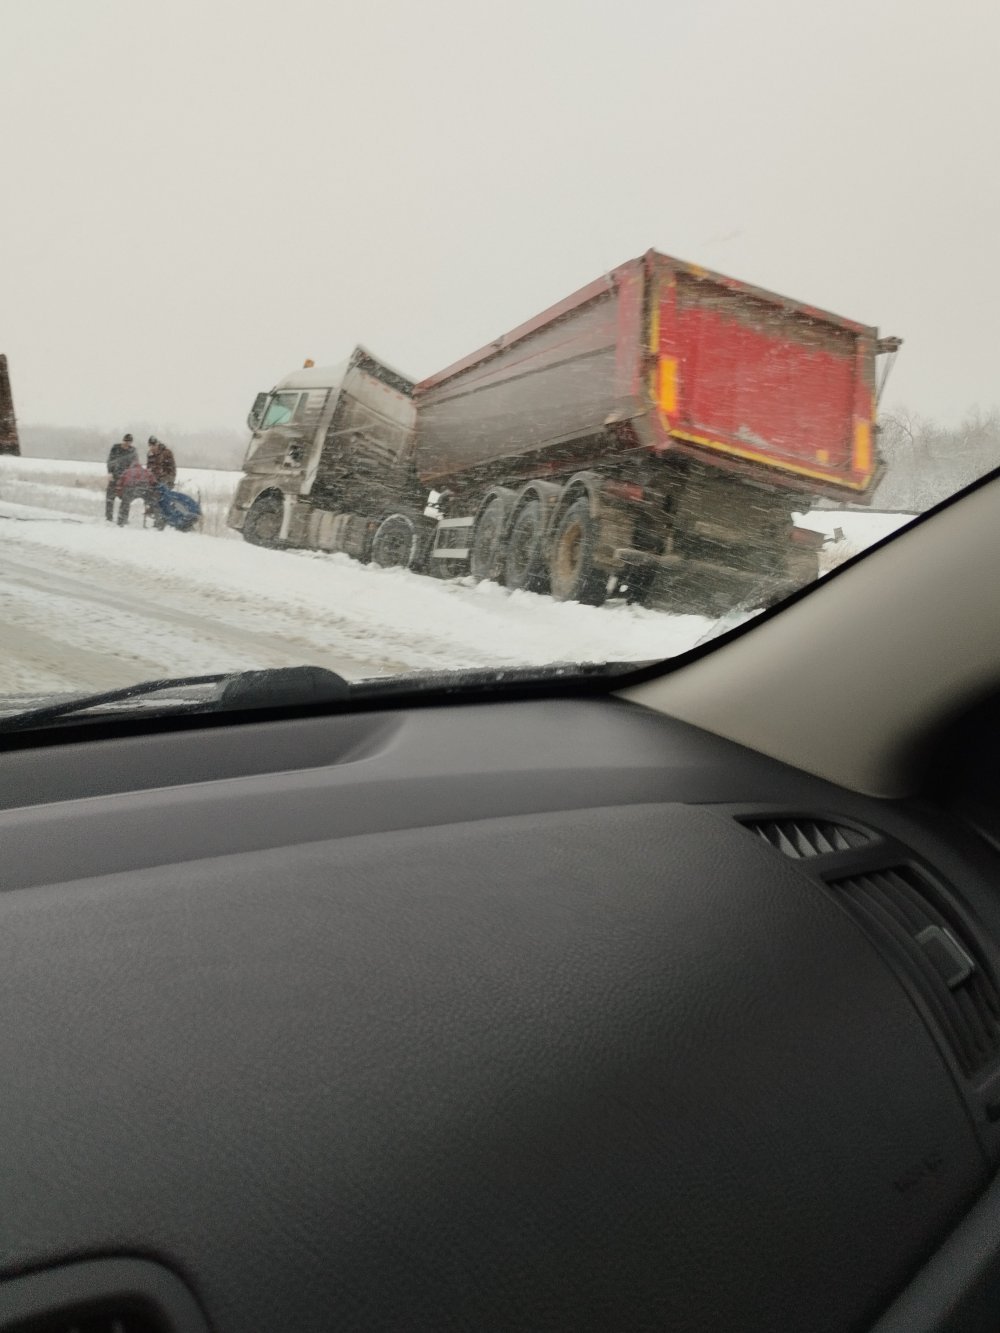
[1, 692, 999, 1332]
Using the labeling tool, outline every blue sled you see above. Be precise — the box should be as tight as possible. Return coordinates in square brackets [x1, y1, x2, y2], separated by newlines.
[155, 484, 202, 532]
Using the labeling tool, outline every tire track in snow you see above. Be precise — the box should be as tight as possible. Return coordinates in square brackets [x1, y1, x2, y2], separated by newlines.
[0, 547, 402, 691]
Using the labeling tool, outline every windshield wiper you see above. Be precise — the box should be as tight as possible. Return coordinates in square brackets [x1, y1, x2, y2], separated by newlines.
[0, 666, 351, 733]
[0, 660, 640, 735]
[351, 660, 643, 698]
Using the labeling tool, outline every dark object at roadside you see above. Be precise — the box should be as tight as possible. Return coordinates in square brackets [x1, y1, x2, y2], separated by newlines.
[0, 354, 20, 456]
[155, 483, 201, 532]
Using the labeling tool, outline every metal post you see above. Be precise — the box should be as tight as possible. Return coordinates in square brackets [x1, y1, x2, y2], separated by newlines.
[0, 354, 21, 456]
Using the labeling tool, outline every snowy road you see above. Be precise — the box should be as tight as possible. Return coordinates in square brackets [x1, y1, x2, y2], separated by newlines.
[0, 456, 916, 701]
[0, 539, 399, 692]
[0, 500, 709, 697]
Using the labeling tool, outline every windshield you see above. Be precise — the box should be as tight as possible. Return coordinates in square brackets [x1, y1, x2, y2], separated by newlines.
[259, 393, 302, 430]
[1, 1, 997, 721]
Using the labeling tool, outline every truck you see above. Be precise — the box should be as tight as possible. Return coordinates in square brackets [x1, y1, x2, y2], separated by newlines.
[0, 355, 20, 456]
[227, 250, 900, 609]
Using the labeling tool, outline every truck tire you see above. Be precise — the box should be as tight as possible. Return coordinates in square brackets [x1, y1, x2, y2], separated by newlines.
[502, 500, 546, 593]
[343, 514, 377, 564]
[371, 513, 421, 570]
[549, 498, 607, 605]
[243, 494, 284, 548]
[470, 498, 506, 582]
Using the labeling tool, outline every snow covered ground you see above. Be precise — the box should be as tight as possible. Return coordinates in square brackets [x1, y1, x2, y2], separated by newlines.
[0, 455, 916, 699]
[0, 456, 240, 537]
[807, 509, 920, 574]
[0, 457, 710, 695]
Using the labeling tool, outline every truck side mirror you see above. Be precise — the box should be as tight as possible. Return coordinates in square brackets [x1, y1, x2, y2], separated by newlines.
[248, 392, 269, 431]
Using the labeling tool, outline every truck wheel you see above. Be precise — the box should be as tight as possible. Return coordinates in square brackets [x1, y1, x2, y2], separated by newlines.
[243, 495, 284, 548]
[502, 500, 546, 593]
[371, 513, 420, 569]
[470, 498, 506, 582]
[343, 514, 377, 564]
[549, 498, 606, 605]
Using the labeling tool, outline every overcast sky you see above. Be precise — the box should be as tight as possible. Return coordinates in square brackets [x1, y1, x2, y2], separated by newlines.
[1, 0, 997, 433]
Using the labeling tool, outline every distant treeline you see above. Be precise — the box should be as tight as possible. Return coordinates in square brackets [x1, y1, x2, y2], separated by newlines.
[19, 423, 247, 471]
[19, 406, 1000, 507]
[871, 407, 1000, 511]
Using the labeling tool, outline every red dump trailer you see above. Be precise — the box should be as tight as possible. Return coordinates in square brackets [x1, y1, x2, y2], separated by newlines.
[414, 250, 896, 604]
[229, 251, 899, 609]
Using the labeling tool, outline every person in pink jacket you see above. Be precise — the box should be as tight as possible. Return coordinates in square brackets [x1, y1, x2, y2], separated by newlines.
[116, 460, 159, 528]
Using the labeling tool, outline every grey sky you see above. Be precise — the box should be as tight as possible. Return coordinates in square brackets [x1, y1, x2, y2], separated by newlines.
[2, 0, 997, 434]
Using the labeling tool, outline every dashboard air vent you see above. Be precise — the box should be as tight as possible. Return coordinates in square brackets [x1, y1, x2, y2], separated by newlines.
[829, 865, 1000, 1076]
[742, 817, 871, 859]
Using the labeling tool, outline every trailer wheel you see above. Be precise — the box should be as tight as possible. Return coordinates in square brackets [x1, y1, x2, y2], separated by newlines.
[371, 513, 421, 570]
[343, 514, 377, 564]
[502, 500, 546, 593]
[549, 498, 606, 605]
[243, 494, 284, 548]
[470, 498, 506, 582]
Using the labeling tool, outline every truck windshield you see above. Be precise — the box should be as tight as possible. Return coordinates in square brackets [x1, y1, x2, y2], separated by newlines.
[1, 2, 998, 723]
[260, 393, 302, 429]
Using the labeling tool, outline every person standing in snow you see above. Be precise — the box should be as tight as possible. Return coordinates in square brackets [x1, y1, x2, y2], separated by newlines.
[146, 436, 176, 487]
[105, 432, 138, 522]
[116, 458, 158, 527]
[146, 436, 177, 529]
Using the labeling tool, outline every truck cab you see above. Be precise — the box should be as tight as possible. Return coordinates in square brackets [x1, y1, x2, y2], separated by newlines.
[227, 349, 417, 549]
[242, 362, 347, 481]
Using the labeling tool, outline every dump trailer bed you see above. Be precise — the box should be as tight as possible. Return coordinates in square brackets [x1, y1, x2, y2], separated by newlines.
[413, 251, 880, 501]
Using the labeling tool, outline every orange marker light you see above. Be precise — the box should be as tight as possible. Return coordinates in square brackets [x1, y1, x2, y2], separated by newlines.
[853, 420, 872, 476]
[658, 358, 678, 415]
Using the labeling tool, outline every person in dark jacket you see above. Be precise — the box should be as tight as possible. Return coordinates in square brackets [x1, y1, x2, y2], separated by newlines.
[106, 433, 138, 522]
[146, 437, 177, 528]
[146, 436, 176, 487]
[116, 460, 158, 527]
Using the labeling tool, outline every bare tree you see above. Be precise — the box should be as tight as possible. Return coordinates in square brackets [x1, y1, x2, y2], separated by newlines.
[873, 406, 1000, 511]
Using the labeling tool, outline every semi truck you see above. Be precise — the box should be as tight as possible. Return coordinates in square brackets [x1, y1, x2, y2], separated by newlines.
[0, 355, 20, 456]
[227, 250, 900, 608]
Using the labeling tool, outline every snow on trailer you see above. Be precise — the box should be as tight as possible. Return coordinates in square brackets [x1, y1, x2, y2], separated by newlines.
[227, 251, 901, 611]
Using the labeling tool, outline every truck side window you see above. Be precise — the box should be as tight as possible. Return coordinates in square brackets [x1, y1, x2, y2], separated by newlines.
[261, 392, 301, 429]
